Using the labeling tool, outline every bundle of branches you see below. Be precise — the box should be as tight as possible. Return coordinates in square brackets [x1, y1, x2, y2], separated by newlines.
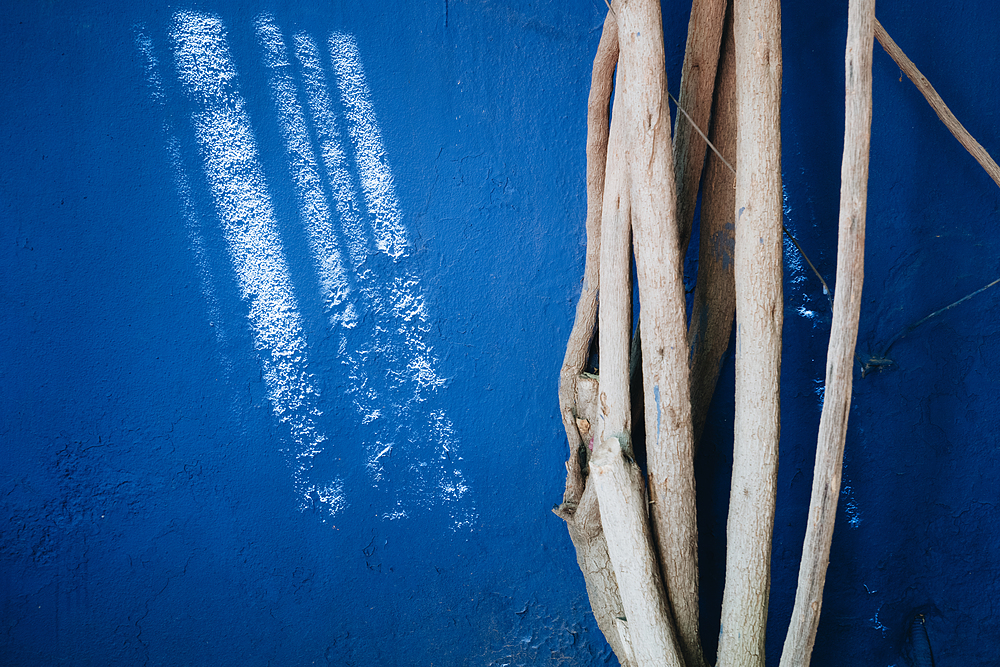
[553, 0, 874, 665]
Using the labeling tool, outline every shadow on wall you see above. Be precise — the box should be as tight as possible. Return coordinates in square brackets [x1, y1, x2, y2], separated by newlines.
[135, 10, 475, 529]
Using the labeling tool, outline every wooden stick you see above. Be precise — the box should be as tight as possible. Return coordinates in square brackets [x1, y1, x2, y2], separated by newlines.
[594, 32, 636, 658]
[560, 478, 635, 666]
[590, 436, 683, 667]
[717, 0, 783, 664]
[780, 2, 873, 665]
[875, 18, 1000, 188]
[593, 50, 682, 665]
[674, 0, 729, 255]
[597, 62, 632, 452]
[558, 12, 619, 510]
[616, 1, 704, 665]
[554, 17, 632, 663]
[688, 0, 737, 449]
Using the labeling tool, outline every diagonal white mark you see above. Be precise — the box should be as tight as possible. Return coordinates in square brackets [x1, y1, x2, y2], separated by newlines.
[254, 15, 357, 330]
[170, 10, 344, 516]
[329, 32, 408, 260]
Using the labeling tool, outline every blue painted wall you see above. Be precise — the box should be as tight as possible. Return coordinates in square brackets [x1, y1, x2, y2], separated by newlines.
[2, 1, 997, 665]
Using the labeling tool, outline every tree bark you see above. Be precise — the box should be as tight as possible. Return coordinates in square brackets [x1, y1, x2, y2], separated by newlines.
[779, 1, 873, 665]
[688, 0, 737, 449]
[875, 19, 1000, 189]
[590, 435, 683, 667]
[558, 11, 619, 510]
[674, 0, 729, 255]
[717, 0, 783, 665]
[616, 1, 704, 665]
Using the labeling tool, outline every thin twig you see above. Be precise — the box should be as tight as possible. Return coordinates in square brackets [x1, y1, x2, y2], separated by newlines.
[875, 18, 1000, 189]
[783, 227, 833, 308]
[879, 276, 1000, 358]
[668, 91, 735, 174]
[857, 19, 1000, 378]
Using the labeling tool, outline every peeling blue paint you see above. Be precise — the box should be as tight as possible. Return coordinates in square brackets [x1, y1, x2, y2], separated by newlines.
[654, 384, 662, 446]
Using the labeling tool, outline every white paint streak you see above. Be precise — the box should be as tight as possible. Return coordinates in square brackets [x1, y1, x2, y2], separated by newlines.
[135, 26, 236, 385]
[329, 32, 408, 260]
[255, 15, 357, 329]
[170, 11, 344, 516]
[293, 32, 371, 270]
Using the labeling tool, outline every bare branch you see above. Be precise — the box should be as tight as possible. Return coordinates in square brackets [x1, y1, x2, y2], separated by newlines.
[596, 63, 632, 449]
[674, 0, 728, 255]
[688, 0, 736, 449]
[875, 18, 1000, 189]
[558, 12, 619, 509]
[590, 436, 683, 667]
[717, 0, 784, 664]
[615, 1, 704, 665]
[780, 3, 874, 665]
[554, 17, 632, 663]
[560, 479, 635, 666]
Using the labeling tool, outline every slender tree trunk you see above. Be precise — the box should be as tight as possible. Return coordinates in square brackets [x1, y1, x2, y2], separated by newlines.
[688, 0, 737, 448]
[779, 1, 873, 665]
[596, 64, 632, 451]
[674, 0, 729, 255]
[591, 38, 684, 664]
[591, 434, 683, 667]
[717, 0, 783, 664]
[558, 11, 619, 511]
[616, 1, 705, 664]
[554, 15, 632, 663]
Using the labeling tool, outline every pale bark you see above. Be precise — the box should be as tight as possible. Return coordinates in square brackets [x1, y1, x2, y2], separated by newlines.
[688, 0, 737, 448]
[554, 16, 630, 663]
[590, 435, 683, 667]
[779, 1, 873, 665]
[597, 64, 632, 448]
[875, 19, 1000, 189]
[616, 1, 704, 665]
[558, 12, 619, 509]
[559, 476, 635, 666]
[674, 0, 728, 255]
[717, 0, 784, 665]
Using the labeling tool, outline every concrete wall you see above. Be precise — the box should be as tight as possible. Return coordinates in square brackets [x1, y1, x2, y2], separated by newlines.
[2, 1, 998, 664]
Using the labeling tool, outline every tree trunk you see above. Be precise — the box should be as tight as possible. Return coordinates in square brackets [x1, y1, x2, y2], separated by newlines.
[688, 0, 737, 448]
[717, 0, 784, 665]
[674, 0, 728, 255]
[616, 1, 705, 664]
[779, 1, 873, 664]
[554, 15, 631, 663]
[590, 434, 683, 667]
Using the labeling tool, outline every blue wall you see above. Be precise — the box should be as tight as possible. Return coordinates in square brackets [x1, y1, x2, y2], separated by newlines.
[2, 1, 998, 665]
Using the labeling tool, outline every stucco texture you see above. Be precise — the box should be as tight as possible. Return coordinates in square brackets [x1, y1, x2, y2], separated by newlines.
[2, 1, 998, 665]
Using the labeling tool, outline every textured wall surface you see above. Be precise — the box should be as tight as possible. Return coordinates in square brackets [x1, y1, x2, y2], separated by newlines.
[2, 1, 998, 665]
